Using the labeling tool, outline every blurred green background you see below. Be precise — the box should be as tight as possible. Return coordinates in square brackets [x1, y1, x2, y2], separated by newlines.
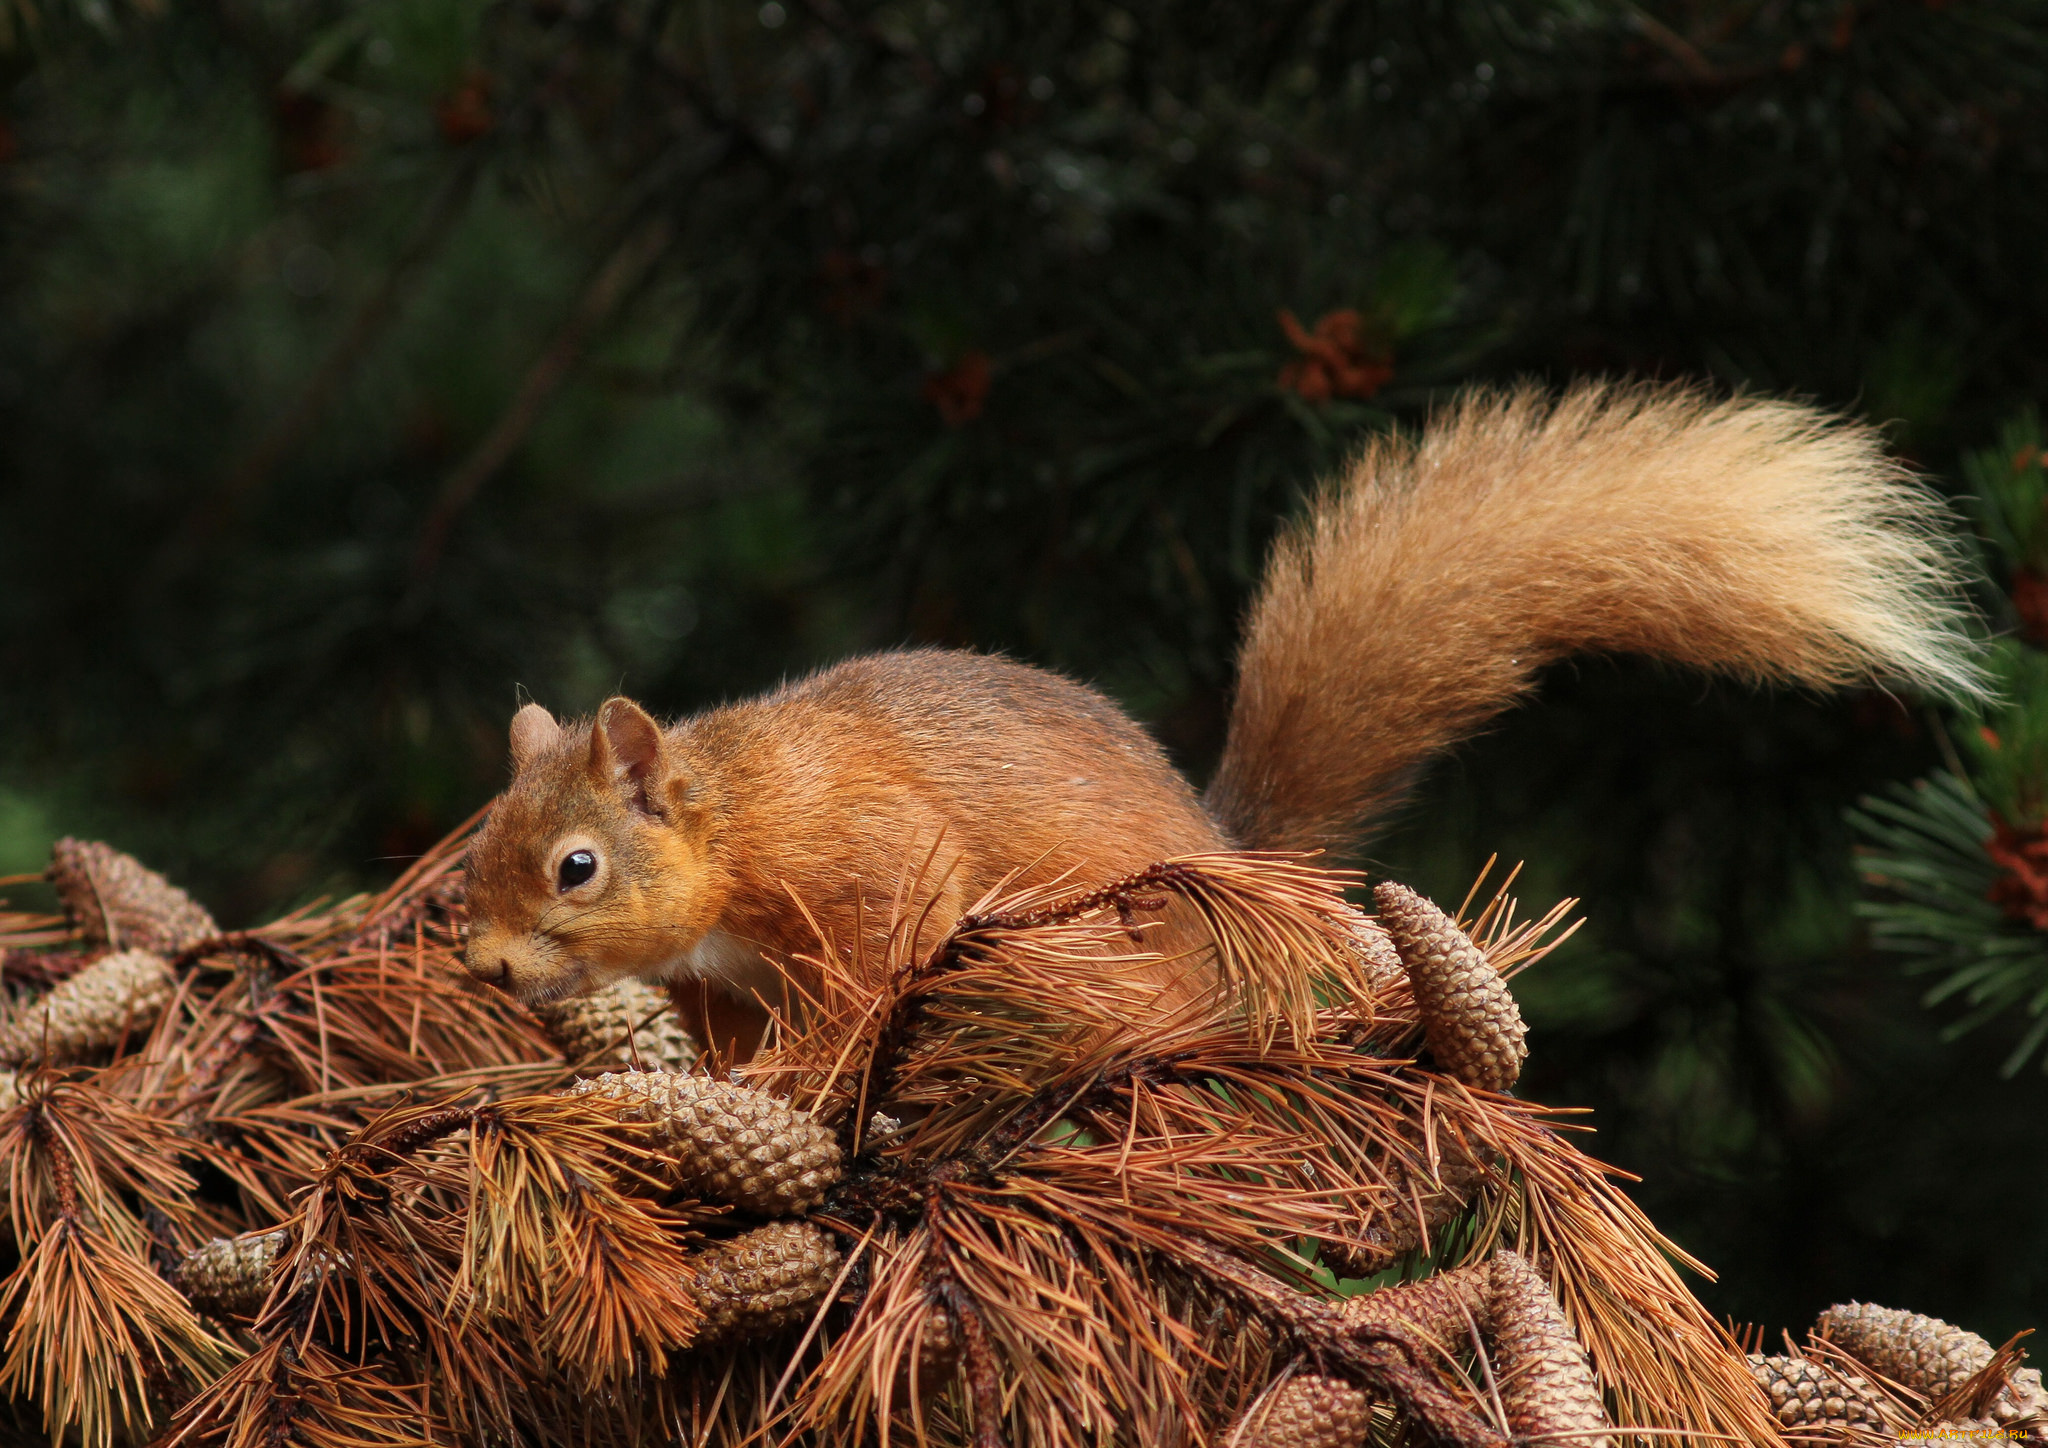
[2, 0, 2044, 1339]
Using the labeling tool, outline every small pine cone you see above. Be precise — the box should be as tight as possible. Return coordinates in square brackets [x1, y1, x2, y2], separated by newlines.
[569, 1070, 843, 1214]
[915, 1305, 961, 1385]
[687, 1220, 841, 1345]
[883, 1304, 966, 1402]
[0, 948, 174, 1065]
[1341, 1258, 1492, 1357]
[1227, 1374, 1374, 1448]
[1338, 907, 1406, 1000]
[1747, 1354, 1887, 1431]
[1373, 883, 1527, 1092]
[0, 1073, 16, 1112]
[530, 977, 699, 1073]
[48, 838, 217, 956]
[176, 1231, 286, 1318]
[1486, 1251, 1611, 1448]
[1327, 1145, 1486, 1278]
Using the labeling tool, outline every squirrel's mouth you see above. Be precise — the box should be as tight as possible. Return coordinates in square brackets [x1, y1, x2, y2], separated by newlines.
[515, 964, 599, 1006]
[461, 930, 596, 1005]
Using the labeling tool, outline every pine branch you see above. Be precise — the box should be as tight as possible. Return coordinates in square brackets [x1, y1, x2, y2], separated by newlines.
[0, 1076, 231, 1448]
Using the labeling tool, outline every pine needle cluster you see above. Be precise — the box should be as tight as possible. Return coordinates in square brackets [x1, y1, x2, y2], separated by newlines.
[711, 853, 1771, 1448]
[1853, 418, 2048, 1074]
[0, 822, 2036, 1446]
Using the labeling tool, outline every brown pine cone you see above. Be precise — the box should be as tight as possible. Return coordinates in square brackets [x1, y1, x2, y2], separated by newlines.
[1822, 1303, 2046, 1433]
[529, 977, 699, 1073]
[1226, 1373, 1374, 1448]
[2011, 1369, 2048, 1439]
[1934, 1411, 2046, 1448]
[687, 1220, 841, 1345]
[0, 1072, 16, 1112]
[569, 1070, 843, 1214]
[1325, 1142, 1487, 1278]
[0, 948, 175, 1065]
[1373, 883, 1527, 1092]
[48, 838, 217, 955]
[1822, 1301, 1992, 1401]
[912, 1305, 961, 1388]
[1337, 907, 1407, 1000]
[176, 1231, 287, 1318]
[1340, 1258, 1492, 1357]
[1747, 1354, 1887, 1431]
[1486, 1251, 1611, 1448]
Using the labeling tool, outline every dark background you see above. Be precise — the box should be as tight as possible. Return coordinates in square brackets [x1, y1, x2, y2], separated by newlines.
[2, 0, 2044, 1338]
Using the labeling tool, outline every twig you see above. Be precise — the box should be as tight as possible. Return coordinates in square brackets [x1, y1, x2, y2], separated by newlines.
[1172, 1237, 1510, 1448]
[1463, 1301, 1510, 1436]
[0, 946, 99, 989]
[168, 932, 316, 977]
[403, 214, 676, 605]
[167, 145, 492, 564]
[1626, 6, 1715, 78]
[795, 0, 920, 63]
[369, 1104, 478, 1161]
[934, 1273, 1007, 1448]
[27, 1101, 81, 1219]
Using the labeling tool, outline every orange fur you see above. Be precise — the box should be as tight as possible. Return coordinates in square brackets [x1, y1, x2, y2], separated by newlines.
[465, 652, 1225, 1054]
[463, 381, 1982, 1051]
[1208, 380, 1982, 852]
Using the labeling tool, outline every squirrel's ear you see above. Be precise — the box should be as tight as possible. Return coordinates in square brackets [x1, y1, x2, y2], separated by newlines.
[592, 697, 672, 816]
[508, 703, 561, 774]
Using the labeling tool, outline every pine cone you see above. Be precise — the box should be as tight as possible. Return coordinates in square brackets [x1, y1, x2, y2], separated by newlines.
[1341, 1258, 1492, 1356]
[530, 977, 699, 1073]
[48, 838, 217, 955]
[1226, 1373, 1374, 1448]
[1338, 907, 1406, 1000]
[914, 1305, 961, 1386]
[2011, 1369, 2048, 1435]
[0, 948, 174, 1065]
[1326, 1142, 1486, 1278]
[1822, 1303, 2046, 1432]
[1822, 1301, 1992, 1401]
[176, 1231, 286, 1318]
[1747, 1354, 1887, 1431]
[0, 1073, 16, 1112]
[874, 1301, 965, 1403]
[1486, 1251, 1611, 1448]
[1937, 1411, 2046, 1448]
[687, 1220, 841, 1345]
[569, 1070, 843, 1214]
[1373, 883, 1527, 1092]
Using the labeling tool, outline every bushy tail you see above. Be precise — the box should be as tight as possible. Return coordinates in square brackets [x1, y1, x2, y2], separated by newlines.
[1206, 380, 1985, 854]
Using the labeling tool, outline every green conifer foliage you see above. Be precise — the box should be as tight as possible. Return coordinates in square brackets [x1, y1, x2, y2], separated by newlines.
[1855, 425, 2048, 1076]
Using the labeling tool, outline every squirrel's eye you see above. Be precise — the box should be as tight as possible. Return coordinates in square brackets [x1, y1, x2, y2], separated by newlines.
[557, 850, 598, 891]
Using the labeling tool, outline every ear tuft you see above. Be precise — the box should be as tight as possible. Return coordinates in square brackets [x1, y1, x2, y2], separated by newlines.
[508, 703, 561, 774]
[593, 697, 668, 813]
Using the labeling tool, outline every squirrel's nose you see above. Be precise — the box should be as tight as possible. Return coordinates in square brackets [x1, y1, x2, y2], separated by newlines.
[461, 935, 518, 989]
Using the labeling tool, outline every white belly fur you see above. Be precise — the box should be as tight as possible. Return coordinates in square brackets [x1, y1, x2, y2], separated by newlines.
[659, 929, 781, 1002]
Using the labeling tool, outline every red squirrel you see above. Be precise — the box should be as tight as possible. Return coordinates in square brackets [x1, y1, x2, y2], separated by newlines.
[462, 381, 1980, 1056]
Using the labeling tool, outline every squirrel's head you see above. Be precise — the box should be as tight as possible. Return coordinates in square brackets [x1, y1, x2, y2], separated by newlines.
[462, 697, 721, 1004]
